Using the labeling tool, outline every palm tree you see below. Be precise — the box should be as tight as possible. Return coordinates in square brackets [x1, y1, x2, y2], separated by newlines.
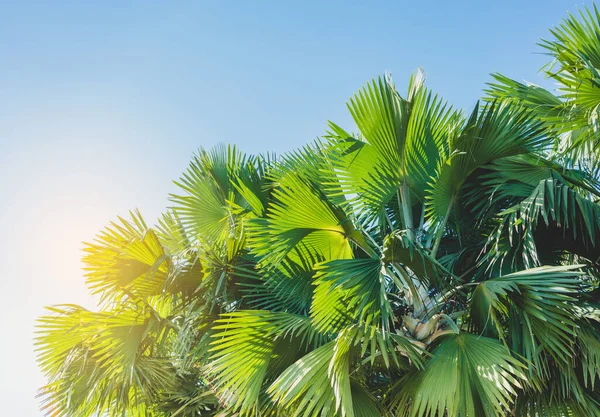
[37, 14, 600, 417]
[488, 5, 600, 174]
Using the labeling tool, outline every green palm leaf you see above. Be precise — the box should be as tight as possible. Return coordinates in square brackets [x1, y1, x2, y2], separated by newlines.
[208, 311, 317, 416]
[36, 304, 174, 417]
[392, 333, 526, 417]
[427, 101, 548, 226]
[471, 266, 584, 376]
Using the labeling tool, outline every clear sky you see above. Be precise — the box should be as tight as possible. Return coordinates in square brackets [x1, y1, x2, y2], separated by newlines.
[0, 1, 589, 414]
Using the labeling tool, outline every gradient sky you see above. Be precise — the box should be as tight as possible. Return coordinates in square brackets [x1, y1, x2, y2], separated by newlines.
[0, 1, 589, 414]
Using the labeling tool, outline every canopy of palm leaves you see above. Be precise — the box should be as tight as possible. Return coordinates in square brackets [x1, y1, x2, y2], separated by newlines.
[488, 4, 600, 174]
[37, 7, 600, 417]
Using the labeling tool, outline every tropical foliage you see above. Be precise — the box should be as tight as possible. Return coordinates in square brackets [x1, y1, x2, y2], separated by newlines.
[37, 6, 600, 417]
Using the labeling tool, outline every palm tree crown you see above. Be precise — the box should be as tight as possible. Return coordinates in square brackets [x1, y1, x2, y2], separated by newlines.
[37, 8, 600, 417]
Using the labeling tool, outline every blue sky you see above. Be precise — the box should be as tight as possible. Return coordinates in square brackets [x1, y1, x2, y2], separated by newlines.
[0, 1, 588, 414]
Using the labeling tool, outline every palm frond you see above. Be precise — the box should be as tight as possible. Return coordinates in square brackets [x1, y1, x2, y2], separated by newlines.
[83, 211, 171, 304]
[427, 101, 548, 226]
[208, 310, 317, 415]
[485, 177, 600, 270]
[36, 303, 174, 417]
[391, 333, 526, 417]
[470, 266, 584, 376]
